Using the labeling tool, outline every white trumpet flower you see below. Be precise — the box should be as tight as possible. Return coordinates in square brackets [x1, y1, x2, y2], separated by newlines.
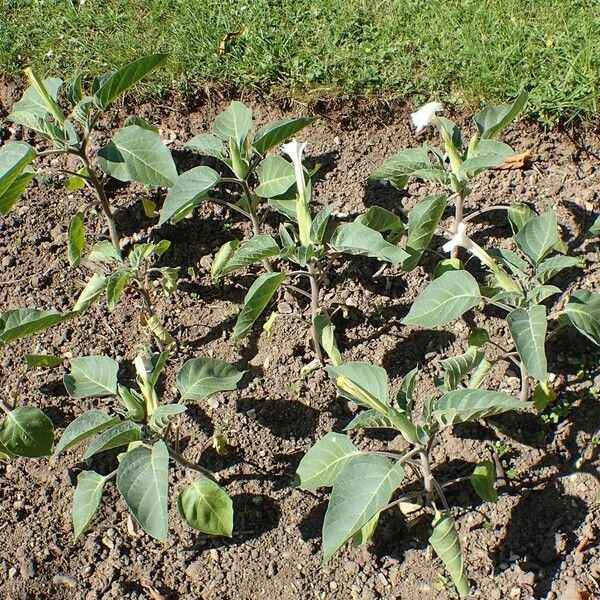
[411, 101, 443, 134]
[281, 138, 307, 198]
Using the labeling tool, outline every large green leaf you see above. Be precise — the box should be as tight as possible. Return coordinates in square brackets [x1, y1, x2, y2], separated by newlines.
[507, 305, 547, 381]
[329, 222, 410, 264]
[440, 346, 484, 390]
[255, 156, 296, 198]
[355, 206, 404, 237]
[0, 171, 35, 215]
[177, 479, 233, 537]
[83, 421, 141, 459]
[0, 142, 36, 202]
[93, 54, 168, 109]
[184, 134, 227, 159]
[0, 406, 54, 457]
[64, 355, 119, 399]
[404, 194, 447, 270]
[327, 362, 389, 405]
[402, 271, 481, 328]
[54, 410, 120, 457]
[295, 432, 359, 492]
[176, 358, 244, 401]
[344, 410, 396, 431]
[0, 308, 74, 344]
[72, 471, 107, 542]
[253, 117, 317, 155]
[429, 512, 470, 597]
[232, 272, 286, 341]
[106, 270, 131, 311]
[212, 101, 253, 148]
[473, 90, 528, 139]
[535, 255, 582, 285]
[158, 166, 220, 224]
[73, 274, 108, 313]
[434, 389, 529, 426]
[117, 440, 169, 541]
[514, 210, 559, 265]
[322, 454, 404, 561]
[212, 235, 279, 280]
[6, 77, 63, 132]
[564, 289, 600, 345]
[148, 404, 187, 435]
[98, 125, 177, 187]
[370, 147, 446, 189]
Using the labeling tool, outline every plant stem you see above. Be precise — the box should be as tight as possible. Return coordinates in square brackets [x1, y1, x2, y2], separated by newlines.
[135, 277, 165, 351]
[307, 262, 323, 363]
[0, 398, 14, 415]
[206, 196, 251, 220]
[451, 190, 465, 259]
[419, 450, 435, 501]
[519, 361, 530, 402]
[462, 205, 512, 224]
[241, 180, 273, 273]
[167, 445, 218, 483]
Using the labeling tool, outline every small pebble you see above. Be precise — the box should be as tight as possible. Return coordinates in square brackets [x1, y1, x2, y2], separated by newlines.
[52, 574, 78, 588]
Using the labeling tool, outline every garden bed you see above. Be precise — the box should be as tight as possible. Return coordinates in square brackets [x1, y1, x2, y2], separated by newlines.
[0, 85, 599, 600]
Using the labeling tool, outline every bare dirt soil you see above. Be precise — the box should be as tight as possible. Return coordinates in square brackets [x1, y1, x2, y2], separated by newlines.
[0, 84, 599, 600]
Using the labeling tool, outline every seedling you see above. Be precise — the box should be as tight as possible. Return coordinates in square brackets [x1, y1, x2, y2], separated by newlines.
[56, 349, 244, 540]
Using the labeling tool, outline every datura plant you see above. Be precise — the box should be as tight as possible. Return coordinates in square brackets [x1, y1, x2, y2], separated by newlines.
[160, 100, 412, 368]
[403, 205, 599, 407]
[295, 360, 533, 597]
[371, 91, 531, 261]
[55, 349, 244, 541]
[0, 54, 179, 346]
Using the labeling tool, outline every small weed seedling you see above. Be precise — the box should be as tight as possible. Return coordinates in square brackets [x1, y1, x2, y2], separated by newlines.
[56, 350, 244, 540]
[295, 360, 532, 597]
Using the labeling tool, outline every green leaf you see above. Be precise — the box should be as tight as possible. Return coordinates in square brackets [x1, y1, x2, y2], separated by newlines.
[535, 255, 582, 284]
[344, 409, 396, 431]
[184, 134, 227, 159]
[295, 432, 359, 492]
[329, 222, 409, 264]
[440, 346, 484, 390]
[88, 241, 122, 263]
[404, 195, 447, 270]
[507, 306, 547, 381]
[532, 381, 556, 412]
[177, 479, 233, 536]
[67, 212, 86, 267]
[488, 248, 529, 278]
[588, 215, 600, 238]
[93, 54, 168, 109]
[0, 406, 54, 457]
[148, 404, 186, 435]
[98, 125, 177, 187]
[211, 240, 240, 282]
[434, 389, 529, 426]
[6, 78, 63, 132]
[159, 166, 220, 224]
[527, 285, 560, 305]
[314, 313, 342, 366]
[352, 513, 380, 547]
[355, 206, 405, 236]
[83, 421, 141, 459]
[64, 355, 119, 399]
[117, 440, 169, 541]
[122, 115, 158, 133]
[0, 170, 35, 215]
[176, 358, 244, 401]
[507, 202, 534, 235]
[213, 235, 279, 280]
[0, 141, 36, 206]
[429, 512, 470, 597]
[73, 274, 107, 313]
[370, 147, 446, 189]
[311, 204, 334, 244]
[72, 471, 107, 542]
[470, 461, 498, 502]
[402, 271, 481, 328]
[54, 410, 120, 457]
[328, 362, 389, 405]
[253, 117, 317, 155]
[564, 290, 600, 345]
[105, 270, 130, 311]
[473, 90, 528, 139]
[0, 308, 74, 344]
[514, 210, 559, 265]
[322, 454, 404, 561]
[255, 156, 296, 198]
[458, 153, 507, 179]
[25, 353, 64, 369]
[232, 272, 286, 341]
[212, 101, 252, 149]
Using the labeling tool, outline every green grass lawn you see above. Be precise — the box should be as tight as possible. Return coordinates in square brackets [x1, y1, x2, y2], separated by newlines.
[1, 0, 598, 122]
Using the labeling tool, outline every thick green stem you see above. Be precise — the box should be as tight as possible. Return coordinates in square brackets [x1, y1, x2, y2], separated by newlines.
[519, 361, 530, 402]
[451, 190, 465, 259]
[167, 445, 218, 483]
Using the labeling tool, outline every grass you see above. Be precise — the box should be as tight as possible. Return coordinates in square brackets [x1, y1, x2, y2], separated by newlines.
[1, 0, 598, 122]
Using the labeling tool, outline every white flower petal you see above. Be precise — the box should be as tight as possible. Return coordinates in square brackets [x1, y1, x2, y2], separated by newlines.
[410, 101, 443, 134]
[281, 138, 307, 197]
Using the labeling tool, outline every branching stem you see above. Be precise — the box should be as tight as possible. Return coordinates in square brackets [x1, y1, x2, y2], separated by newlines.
[167, 445, 218, 483]
[307, 262, 323, 363]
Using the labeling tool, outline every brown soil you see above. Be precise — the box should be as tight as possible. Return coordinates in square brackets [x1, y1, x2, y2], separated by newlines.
[0, 83, 599, 600]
